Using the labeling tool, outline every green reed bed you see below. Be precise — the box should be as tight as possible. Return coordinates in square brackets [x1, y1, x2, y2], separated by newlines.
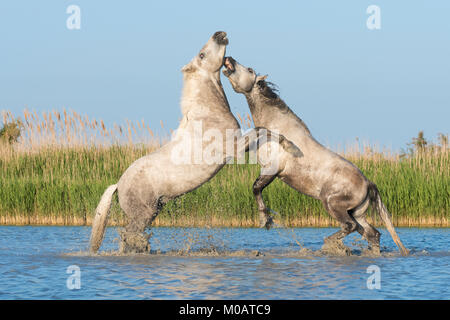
[0, 144, 448, 227]
[0, 110, 448, 227]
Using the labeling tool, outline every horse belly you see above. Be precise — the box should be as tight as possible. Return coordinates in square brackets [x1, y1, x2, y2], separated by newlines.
[279, 172, 321, 200]
[278, 159, 323, 199]
[151, 162, 224, 196]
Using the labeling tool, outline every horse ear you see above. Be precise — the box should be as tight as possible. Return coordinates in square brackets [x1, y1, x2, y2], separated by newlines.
[256, 74, 268, 82]
[181, 63, 196, 74]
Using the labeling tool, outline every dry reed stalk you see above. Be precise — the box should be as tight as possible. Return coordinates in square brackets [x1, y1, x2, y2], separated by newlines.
[0, 214, 447, 227]
[237, 113, 243, 127]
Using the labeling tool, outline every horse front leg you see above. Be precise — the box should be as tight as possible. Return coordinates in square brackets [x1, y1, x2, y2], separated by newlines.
[253, 174, 277, 230]
[229, 127, 302, 162]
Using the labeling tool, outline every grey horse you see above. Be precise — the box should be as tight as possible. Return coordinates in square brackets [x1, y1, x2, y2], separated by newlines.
[223, 56, 408, 256]
[89, 32, 301, 254]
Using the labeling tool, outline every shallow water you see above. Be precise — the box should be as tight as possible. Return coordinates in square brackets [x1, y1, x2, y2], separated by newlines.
[0, 226, 448, 299]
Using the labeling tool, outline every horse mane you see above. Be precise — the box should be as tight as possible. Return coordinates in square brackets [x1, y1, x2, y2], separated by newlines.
[257, 79, 279, 100]
[256, 79, 311, 135]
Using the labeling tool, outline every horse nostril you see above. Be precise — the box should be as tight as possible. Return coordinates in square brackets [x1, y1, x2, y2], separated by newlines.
[213, 31, 227, 43]
[214, 31, 226, 37]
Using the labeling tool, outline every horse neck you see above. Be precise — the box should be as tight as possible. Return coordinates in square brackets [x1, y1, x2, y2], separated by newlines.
[181, 72, 230, 115]
[242, 93, 254, 115]
[246, 89, 312, 139]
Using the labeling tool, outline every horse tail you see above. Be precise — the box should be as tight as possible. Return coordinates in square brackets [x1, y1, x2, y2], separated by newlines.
[368, 182, 409, 256]
[89, 184, 118, 253]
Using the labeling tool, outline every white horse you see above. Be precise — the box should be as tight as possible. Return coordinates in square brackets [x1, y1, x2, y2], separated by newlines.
[223, 56, 408, 256]
[89, 32, 301, 253]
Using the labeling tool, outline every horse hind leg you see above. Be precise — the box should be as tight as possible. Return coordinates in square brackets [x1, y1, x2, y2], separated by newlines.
[321, 193, 364, 256]
[119, 192, 162, 254]
[253, 173, 277, 229]
[351, 196, 381, 255]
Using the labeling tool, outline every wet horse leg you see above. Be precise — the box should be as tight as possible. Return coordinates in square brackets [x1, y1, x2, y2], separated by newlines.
[349, 193, 381, 255]
[233, 128, 295, 229]
[120, 195, 163, 254]
[322, 193, 364, 255]
[353, 215, 381, 255]
[253, 174, 277, 229]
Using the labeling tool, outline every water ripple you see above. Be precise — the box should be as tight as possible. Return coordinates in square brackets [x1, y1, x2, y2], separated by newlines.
[0, 226, 448, 299]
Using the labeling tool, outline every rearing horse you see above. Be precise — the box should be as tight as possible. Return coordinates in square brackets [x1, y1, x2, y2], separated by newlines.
[223, 56, 408, 256]
[89, 33, 301, 254]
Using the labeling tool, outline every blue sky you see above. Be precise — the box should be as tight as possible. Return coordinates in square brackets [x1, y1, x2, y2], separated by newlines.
[0, 1, 449, 150]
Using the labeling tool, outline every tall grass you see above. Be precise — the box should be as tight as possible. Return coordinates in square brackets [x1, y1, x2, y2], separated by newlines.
[0, 110, 448, 227]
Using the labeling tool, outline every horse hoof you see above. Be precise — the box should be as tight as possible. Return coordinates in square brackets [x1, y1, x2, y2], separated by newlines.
[368, 245, 381, 256]
[259, 216, 274, 230]
[119, 230, 150, 254]
[264, 221, 273, 230]
[321, 239, 352, 256]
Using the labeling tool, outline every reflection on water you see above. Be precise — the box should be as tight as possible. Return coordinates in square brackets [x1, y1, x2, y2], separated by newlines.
[0, 226, 448, 299]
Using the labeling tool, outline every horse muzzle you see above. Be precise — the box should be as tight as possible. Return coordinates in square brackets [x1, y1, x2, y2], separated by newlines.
[222, 56, 236, 77]
[213, 31, 229, 45]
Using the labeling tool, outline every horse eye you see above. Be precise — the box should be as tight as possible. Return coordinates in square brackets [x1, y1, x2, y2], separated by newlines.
[248, 68, 254, 73]
[199, 53, 205, 59]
